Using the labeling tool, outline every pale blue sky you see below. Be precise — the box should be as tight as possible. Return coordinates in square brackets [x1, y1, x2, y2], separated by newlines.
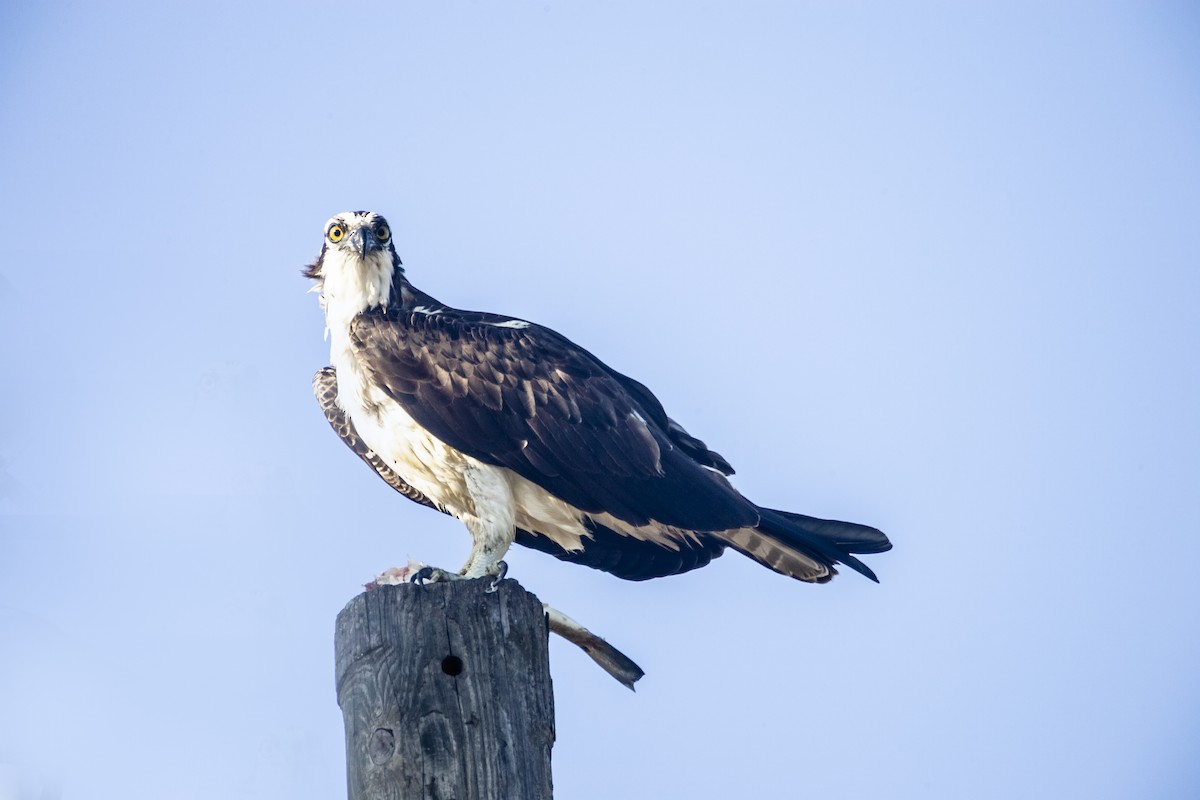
[2, 2, 1199, 798]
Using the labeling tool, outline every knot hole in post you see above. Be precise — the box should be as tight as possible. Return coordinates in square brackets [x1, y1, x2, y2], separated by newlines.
[369, 727, 395, 765]
[441, 655, 464, 676]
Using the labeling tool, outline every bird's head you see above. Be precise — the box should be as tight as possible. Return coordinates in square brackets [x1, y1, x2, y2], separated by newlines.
[304, 211, 403, 322]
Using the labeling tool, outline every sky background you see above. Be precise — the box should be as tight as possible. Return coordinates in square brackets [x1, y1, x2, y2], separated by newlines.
[2, 2, 1199, 798]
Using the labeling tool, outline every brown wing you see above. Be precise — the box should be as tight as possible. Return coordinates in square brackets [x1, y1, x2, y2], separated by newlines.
[349, 307, 760, 531]
[312, 366, 729, 580]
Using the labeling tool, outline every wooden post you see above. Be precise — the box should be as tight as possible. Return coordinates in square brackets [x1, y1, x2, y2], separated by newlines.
[335, 579, 555, 800]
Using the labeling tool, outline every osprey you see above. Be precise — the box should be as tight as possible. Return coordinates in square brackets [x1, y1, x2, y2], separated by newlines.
[306, 211, 890, 584]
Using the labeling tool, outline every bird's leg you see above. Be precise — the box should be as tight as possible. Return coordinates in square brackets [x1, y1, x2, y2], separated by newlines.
[391, 470, 518, 589]
[457, 538, 511, 581]
[458, 470, 517, 582]
[393, 526, 513, 589]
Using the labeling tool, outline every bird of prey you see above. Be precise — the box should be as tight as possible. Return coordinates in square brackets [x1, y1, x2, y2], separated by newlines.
[306, 211, 890, 585]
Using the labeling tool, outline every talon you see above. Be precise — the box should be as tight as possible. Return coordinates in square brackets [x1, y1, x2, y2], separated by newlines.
[410, 566, 435, 586]
[486, 560, 509, 593]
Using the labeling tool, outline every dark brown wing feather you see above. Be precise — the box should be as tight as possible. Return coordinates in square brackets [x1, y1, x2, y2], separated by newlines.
[349, 307, 759, 531]
[312, 366, 728, 580]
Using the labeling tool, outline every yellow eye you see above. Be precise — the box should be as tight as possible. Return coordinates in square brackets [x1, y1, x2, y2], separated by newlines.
[375, 224, 390, 242]
[328, 225, 345, 243]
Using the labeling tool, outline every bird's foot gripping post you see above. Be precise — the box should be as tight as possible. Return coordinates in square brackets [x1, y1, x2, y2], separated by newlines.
[336, 579, 555, 800]
[407, 560, 508, 592]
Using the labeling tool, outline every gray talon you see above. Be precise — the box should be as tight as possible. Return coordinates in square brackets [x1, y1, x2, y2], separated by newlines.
[411, 566, 435, 586]
[486, 561, 509, 593]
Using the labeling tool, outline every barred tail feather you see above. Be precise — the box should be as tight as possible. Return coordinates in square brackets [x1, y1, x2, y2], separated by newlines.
[720, 508, 892, 584]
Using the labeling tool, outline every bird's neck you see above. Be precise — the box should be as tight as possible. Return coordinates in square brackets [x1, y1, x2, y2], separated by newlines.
[320, 250, 398, 333]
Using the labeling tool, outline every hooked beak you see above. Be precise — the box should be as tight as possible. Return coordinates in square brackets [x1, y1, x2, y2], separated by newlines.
[347, 228, 379, 259]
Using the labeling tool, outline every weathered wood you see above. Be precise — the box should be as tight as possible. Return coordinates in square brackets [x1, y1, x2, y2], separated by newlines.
[335, 579, 555, 800]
